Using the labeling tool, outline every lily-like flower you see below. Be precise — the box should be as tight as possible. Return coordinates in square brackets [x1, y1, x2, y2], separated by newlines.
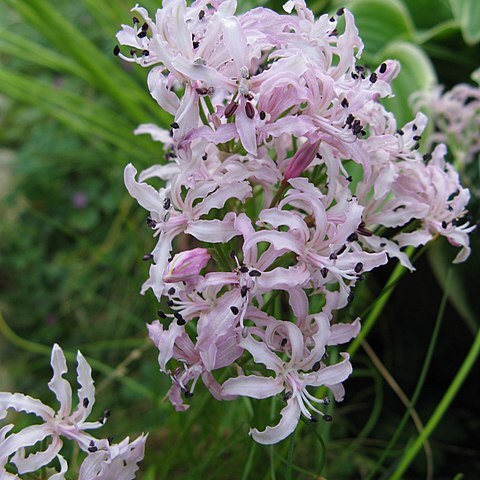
[222, 316, 353, 444]
[0, 345, 146, 479]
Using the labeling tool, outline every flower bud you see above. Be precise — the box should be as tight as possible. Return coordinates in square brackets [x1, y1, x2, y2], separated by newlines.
[163, 248, 211, 283]
[284, 140, 321, 180]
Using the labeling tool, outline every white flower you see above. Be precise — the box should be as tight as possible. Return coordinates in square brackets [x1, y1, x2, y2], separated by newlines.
[0, 345, 146, 479]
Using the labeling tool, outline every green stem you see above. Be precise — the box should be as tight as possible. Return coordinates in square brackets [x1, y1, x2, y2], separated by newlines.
[269, 179, 289, 209]
[390, 327, 480, 480]
[366, 269, 452, 480]
[285, 429, 296, 480]
[348, 246, 415, 357]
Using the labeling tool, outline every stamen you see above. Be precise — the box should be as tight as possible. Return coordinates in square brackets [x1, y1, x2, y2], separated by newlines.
[199, 9, 205, 20]
[225, 101, 239, 118]
[249, 269, 261, 277]
[259, 111, 266, 120]
[379, 63, 387, 73]
[113, 45, 120, 56]
[354, 262, 363, 273]
[245, 102, 255, 119]
[157, 310, 166, 319]
[369, 72, 377, 83]
[312, 361, 321, 371]
[320, 268, 328, 279]
[230, 306, 239, 315]
[163, 197, 171, 210]
[83, 397, 89, 408]
[168, 287, 175, 296]
[142, 254, 154, 261]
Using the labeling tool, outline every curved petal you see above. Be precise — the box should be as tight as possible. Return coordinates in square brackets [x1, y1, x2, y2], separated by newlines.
[222, 375, 283, 399]
[329, 319, 361, 346]
[0, 393, 54, 421]
[250, 400, 301, 445]
[48, 344, 72, 417]
[304, 353, 352, 387]
[124, 164, 163, 214]
[12, 435, 62, 474]
[239, 334, 283, 373]
[74, 351, 95, 423]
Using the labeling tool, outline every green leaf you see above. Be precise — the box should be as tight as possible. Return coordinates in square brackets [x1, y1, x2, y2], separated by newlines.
[450, 0, 480, 45]
[379, 41, 436, 125]
[402, 0, 453, 30]
[347, 0, 415, 59]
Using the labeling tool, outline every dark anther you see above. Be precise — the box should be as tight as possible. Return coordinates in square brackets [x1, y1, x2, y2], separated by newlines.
[130, 48, 137, 56]
[157, 310, 166, 319]
[337, 7, 345, 15]
[199, 9, 205, 20]
[184, 390, 194, 399]
[193, 41, 200, 49]
[284, 391, 293, 401]
[146, 217, 157, 229]
[229, 250, 236, 259]
[170, 122, 179, 129]
[224, 101, 239, 118]
[413, 135, 421, 141]
[241, 285, 248, 297]
[163, 197, 171, 210]
[142, 253, 154, 261]
[323, 414, 333, 422]
[174, 312, 184, 323]
[357, 221, 373, 237]
[88, 443, 98, 453]
[249, 269, 261, 277]
[108, 436, 114, 445]
[380, 242, 386, 247]
[347, 232, 358, 242]
[329, 16, 335, 22]
[137, 31, 147, 38]
[396, 129, 404, 135]
[202, 153, 208, 161]
[83, 397, 89, 408]
[441, 221, 447, 229]
[245, 102, 255, 119]
[329, 252, 338, 260]
[320, 267, 329, 279]
[309, 416, 317, 423]
[176, 317, 186, 326]
[341, 98, 349, 108]
[423, 153, 432, 162]
[354, 262, 363, 273]
[168, 287, 175, 296]
[281, 338, 288, 347]
[141, 22, 149, 31]
[312, 361, 321, 372]
[196, 87, 209, 95]
[230, 306, 239, 315]
[369, 72, 378, 83]
[260, 110, 266, 120]
[316, 153, 323, 159]
[413, 143, 420, 150]
[132, 16, 139, 24]
[346, 175, 352, 182]
[346, 113, 355, 125]
[412, 123, 418, 131]
[143, 50, 149, 56]
[104, 409, 111, 419]
[347, 290, 354, 303]
[351, 73, 359, 80]
[356, 65, 365, 72]
[393, 205, 405, 212]
[379, 62, 387, 73]
[239, 266, 249, 274]
[113, 45, 120, 56]
[167, 299, 174, 307]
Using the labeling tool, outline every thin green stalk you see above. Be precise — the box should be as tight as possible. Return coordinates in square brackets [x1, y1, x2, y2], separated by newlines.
[269, 179, 289, 208]
[348, 246, 415, 357]
[241, 441, 257, 480]
[286, 429, 296, 480]
[0, 310, 154, 400]
[390, 327, 480, 479]
[366, 269, 453, 480]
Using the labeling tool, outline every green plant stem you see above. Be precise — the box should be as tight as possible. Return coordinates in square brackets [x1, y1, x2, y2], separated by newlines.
[390, 327, 480, 480]
[348, 246, 415, 357]
[269, 179, 289, 208]
[366, 269, 453, 480]
[0, 310, 154, 400]
[286, 429, 296, 480]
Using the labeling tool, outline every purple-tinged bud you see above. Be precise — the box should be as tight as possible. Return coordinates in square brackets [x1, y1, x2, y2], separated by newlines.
[284, 140, 321, 180]
[163, 248, 211, 283]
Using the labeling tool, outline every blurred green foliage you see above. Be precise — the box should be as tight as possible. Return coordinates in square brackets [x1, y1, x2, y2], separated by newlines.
[0, 0, 479, 478]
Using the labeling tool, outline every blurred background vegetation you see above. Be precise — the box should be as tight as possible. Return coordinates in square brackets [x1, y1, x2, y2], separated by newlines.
[0, 0, 479, 478]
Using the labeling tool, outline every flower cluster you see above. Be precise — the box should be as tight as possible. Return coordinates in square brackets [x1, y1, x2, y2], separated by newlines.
[116, 0, 473, 444]
[412, 68, 480, 168]
[0, 345, 146, 479]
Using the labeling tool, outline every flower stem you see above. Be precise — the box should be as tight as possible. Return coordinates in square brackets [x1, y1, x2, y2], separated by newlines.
[390, 326, 480, 479]
[269, 179, 289, 209]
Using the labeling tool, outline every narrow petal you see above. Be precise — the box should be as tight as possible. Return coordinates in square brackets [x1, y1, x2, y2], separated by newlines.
[222, 375, 283, 399]
[48, 344, 72, 417]
[250, 400, 301, 445]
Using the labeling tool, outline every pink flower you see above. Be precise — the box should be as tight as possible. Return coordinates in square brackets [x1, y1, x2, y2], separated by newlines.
[163, 248, 211, 284]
